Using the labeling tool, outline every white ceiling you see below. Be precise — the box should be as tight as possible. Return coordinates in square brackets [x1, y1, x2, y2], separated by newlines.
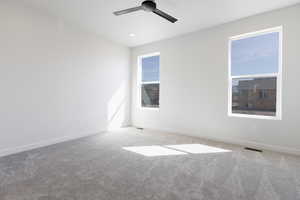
[20, 0, 300, 47]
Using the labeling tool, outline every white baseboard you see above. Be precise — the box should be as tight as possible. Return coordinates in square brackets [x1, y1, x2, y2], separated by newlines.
[143, 127, 300, 156]
[2, 127, 299, 158]
[0, 131, 103, 158]
[199, 133, 300, 156]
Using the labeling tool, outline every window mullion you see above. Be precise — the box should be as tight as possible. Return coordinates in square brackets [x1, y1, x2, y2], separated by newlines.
[141, 81, 160, 85]
[231, 73, 278, 79]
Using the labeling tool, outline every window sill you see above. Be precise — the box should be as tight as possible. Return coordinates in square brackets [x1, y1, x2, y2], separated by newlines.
[139, 107, 160, 111]
[228, 113, 281, 120]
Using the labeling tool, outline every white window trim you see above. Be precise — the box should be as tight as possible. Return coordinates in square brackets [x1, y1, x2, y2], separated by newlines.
[228, 26, 283, 120]
[137, 52, 160, 110]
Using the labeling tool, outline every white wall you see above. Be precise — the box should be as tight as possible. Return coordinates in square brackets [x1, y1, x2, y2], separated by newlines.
[0, 1, 130, 157]
[131, 5, 300, 154]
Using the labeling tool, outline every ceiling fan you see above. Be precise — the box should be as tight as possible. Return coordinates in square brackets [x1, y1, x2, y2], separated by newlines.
[113, 0, 178, 23]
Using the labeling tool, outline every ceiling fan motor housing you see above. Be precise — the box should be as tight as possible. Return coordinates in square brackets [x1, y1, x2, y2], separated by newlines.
[142, 0, 157, 12]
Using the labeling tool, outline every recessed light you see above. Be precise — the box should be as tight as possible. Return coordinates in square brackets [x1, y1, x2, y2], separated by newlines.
[129, 33, 136, 37]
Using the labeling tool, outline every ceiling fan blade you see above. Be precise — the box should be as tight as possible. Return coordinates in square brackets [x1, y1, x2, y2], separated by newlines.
[153, 9, 178, 23]
[113, 6, 143, 16]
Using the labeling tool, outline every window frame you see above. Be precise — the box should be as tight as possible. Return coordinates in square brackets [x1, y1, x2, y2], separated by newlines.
[228, 26, 283, 120]
[137, 52, 160, 110]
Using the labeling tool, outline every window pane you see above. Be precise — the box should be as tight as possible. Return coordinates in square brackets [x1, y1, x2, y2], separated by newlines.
[232, 77, 277, 116]
[141, 84, 159, 108]
[142, 55, 160, 82]
[231, 32, 279, 76]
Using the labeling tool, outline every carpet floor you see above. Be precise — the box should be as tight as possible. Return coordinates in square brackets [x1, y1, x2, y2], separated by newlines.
[0, 128, 300, 200]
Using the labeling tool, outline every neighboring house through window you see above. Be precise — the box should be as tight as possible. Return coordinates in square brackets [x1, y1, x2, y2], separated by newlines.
[138, 53, 160, 109]
[229, 27, 282, 119]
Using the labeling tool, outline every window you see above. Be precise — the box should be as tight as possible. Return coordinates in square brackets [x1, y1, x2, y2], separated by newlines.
[229, 27, 282, 119]
[138, 53, 160, 109]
